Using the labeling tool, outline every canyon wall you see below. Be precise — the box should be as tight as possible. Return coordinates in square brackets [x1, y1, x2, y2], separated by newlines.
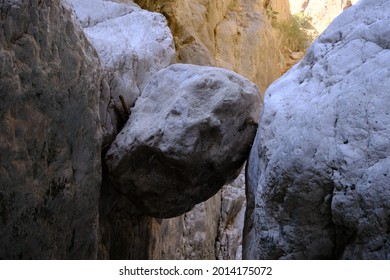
[2, 0, 387, 260]
[134, 0, 291, 93]
[0, 0, 102, 259]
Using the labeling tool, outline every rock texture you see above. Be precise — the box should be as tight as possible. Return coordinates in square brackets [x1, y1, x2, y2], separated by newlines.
[289, 0, 358, 33]
[0, 0, 102, 259]
[0, 0, 288, 260]
[244, 0, 390, 260]
[216, 170, 246, 260]
[99, 170, 247, 259]
[69, 0, 175, 145]
[134, 0, 290, 93]
[131, 0, 293, 259]
[105, 64, 261, 218]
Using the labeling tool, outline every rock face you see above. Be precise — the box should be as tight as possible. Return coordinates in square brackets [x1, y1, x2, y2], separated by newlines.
[0, 0, 102, 259]
[216, 170, 246, 260]
[69, 0, 175, 145]
[105, 64, 261, 218]
[244, 0, 390, 260]
[289, 0, 358, 33]
[100, 162, 247, 260]
[134, 0, 290, 93]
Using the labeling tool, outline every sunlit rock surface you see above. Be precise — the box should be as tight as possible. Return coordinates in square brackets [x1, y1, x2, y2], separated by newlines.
[134, 0, 290, 93]
[69, 0, 175, 145]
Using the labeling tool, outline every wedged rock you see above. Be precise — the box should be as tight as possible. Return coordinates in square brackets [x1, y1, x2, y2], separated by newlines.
[0, 0, 102, 259]
[244, 0, 390, 260]
[69, 0, 175, 145]
[105, 64, 261, 218]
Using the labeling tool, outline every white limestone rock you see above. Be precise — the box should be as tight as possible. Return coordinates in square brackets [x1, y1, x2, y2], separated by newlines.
[69, 0, 175, 144]
[244, 0, 390, 260]
[105, 64, 261, 218]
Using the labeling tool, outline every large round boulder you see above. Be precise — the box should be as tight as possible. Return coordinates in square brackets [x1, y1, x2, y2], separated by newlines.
[105, 64, 261, 218]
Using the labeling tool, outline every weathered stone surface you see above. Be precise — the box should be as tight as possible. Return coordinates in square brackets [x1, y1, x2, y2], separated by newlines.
[289, 0, 358, 33]
[69, 0, 175, 145]
[99, 174, 246, 259]
[0, 0, 102, 259]
[105, 64, 261, 218]
[216, 170, 246, 260]
[244, 0, 390, 260]
[179, 194, 222, 259]
[134, 0, 290, 93]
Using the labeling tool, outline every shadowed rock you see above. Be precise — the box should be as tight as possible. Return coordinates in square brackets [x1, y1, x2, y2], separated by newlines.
[0, 0, 102, 259]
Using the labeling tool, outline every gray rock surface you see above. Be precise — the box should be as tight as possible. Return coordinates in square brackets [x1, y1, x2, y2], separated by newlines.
[179, 194, 222, 259]
[244, 0, 390, 260]
[0, 0, 102, 259]
[105, 63, 261, 218]
[216, 170, 246, 260]
[69, 0, 175, 145]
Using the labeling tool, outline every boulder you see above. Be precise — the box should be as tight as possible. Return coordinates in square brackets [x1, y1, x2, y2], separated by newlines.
[244, 0, 390, 259]
[0, 0, 102, 259]
[105, 64, 261, 218]
[69, 0, 175, 145]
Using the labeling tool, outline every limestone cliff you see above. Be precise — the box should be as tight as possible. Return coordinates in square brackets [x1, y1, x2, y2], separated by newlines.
[0, 0, 102, 259]
[134, 0, 291, 93]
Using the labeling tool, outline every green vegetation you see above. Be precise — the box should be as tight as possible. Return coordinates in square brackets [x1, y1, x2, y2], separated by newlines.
[274, 12, 314, 52]
[266, 6, 279, 22]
